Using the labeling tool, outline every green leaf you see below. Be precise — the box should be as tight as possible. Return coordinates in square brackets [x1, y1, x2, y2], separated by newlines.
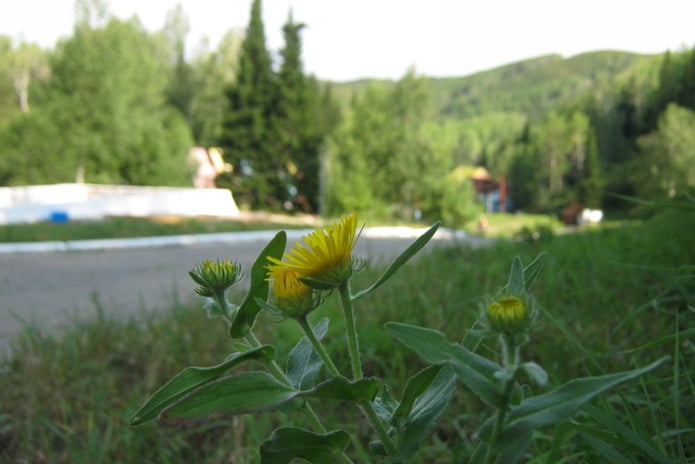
[129, 345, 275, 425]
[161, 373, 378, 421]
[505, 256, 525, 297]
[503, 357, 667, 431]
[230, 231, 286, 338]
[307, 376, 380, 402]
[286, 318, 329, 389]
[522, 253, 546, 291]
[162, 371, 297, 419]
[469, 425, 533, 464]
[260, 427, 351, 464]
[392, 364, 443, 425]
[394, 365, 458, 461]
[373, 385, 399, 424]
[386, 322, 503, 407]
[520, 362, 548, 387]
[485, 426, 533, 464]
[352, 222, 440, 301]
[477, 357, 669, 452]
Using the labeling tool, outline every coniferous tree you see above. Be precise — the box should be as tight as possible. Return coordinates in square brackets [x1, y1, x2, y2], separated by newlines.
[272, 12, 323, 212]
[678, 45, 695, 110]
[219, 0, 278, 209]
[163, 4, 195, 127]
[576, 127, 603, 208]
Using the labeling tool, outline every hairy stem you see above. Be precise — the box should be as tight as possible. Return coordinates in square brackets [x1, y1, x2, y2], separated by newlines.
[338, 282, 363, 379]
[296, 316, 341, 377]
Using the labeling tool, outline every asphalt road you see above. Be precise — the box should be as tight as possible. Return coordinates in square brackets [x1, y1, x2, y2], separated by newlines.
[0, 228, 486, 356]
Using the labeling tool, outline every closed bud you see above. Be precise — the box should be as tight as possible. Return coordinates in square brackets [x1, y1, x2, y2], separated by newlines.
[189, 259, 243, 297]
[486, 296, 529, 333]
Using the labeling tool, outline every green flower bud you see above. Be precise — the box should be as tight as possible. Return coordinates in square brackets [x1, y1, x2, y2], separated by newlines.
[189, 259, 242, 297]
[486, 296, 529, 333]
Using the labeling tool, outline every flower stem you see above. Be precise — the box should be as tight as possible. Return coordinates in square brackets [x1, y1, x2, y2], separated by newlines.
[483, 334, 519, 464]
[213, 294, 331, 435]
[338, 282, 362, 380]
[360, 400, 399, 458]
[337, 282, 400, 458]
[245, 326, 330, 433]
[296, 316, 341, 377]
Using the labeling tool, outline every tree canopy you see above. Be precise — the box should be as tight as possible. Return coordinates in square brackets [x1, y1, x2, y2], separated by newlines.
[0, 2, 691, 222]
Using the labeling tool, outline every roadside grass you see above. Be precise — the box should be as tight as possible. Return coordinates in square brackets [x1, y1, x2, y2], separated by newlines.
[464, 211, 564, 238]
[1, 208, 693, 462]
[0, 216, 314, 243]
[0, 211, 566, 244]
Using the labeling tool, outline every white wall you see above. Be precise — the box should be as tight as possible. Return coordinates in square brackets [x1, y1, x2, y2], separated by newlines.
[0, 183, 240, 225]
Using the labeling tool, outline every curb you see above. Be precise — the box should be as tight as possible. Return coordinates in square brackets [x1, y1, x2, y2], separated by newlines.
[0, 227, 472, 255]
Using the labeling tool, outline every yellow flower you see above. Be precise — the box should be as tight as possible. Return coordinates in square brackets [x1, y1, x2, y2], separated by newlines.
[268, 212, 362, 288]
[268, 267, 315, 317]
[486, 296, 529, 333]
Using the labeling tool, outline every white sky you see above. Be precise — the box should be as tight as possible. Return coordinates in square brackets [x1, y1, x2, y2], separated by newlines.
[1, 0, 694, 82]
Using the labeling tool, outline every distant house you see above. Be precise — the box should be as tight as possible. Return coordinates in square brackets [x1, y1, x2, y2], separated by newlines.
[469, 166, 509, 212]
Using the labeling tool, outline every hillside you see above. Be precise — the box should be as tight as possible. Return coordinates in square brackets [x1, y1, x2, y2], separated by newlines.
[330, 50, 657, 119]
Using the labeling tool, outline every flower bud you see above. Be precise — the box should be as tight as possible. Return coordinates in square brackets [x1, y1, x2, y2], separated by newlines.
[486, 296, 529, 333]
[268, 267, 317, 318]
[189, 259, 243, 297]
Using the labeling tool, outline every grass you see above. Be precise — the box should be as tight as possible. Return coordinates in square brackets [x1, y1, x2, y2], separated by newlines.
[1, 208, 693, 462]
[0, 215, 316, 243]
[0, 211, 566, 244]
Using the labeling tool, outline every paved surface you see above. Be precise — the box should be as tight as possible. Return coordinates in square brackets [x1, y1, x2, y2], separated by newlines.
[0, 227, 487, 356]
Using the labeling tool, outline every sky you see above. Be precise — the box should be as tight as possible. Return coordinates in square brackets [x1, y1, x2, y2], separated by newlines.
[1, 0, 694, 82]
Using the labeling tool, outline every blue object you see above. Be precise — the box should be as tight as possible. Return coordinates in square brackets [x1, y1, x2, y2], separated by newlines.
[49, 210, 70, 223]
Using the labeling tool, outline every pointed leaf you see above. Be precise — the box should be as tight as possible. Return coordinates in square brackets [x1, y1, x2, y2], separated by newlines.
[505, 256, 525, 297]
[373, 385, 399, 424]
[386, 322, 503, 407]
[478, 425, 533, 464]
[260, 427, 350, 464]
[352, 222, 440, 301]
[504, 357, 667, 431]
[392, 364, 443, 425]
[286, 318, 330, 389]
[477, 357, 669, 446]
[306, 376, 379, 402]
[230, 231, 286, 338]
[395, 365, 458, 461]
[523, 253, 546, 291]
[162, 371, 297, 420]
[521, 362, 548, 387]
[129, 346, 275, 425]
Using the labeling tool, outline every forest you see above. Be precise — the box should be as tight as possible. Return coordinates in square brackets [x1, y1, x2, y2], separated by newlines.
[0, 0, 694, 225]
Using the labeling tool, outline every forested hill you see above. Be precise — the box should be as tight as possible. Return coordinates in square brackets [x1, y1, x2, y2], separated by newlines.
[331, 50, 652, 118]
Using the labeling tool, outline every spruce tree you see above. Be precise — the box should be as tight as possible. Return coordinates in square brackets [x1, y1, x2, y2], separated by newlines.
[219, 0, 278, 209]
[273, 12, 323, 212]
[577, 127, 603, 208]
